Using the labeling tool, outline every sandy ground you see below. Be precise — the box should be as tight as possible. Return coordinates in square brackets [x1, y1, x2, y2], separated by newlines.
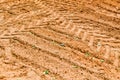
[0, 0, 120, 80]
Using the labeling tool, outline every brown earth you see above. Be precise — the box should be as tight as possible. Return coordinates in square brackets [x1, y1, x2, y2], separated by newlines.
[0, 0, 120, 80]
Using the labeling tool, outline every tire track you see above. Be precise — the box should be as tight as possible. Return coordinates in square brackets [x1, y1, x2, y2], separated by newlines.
[28, 27, 115, 63]
[29, 23, 119, 60]
[85, 4, 120, 18]
[41, 0, 120, 28]
[11, 38, 101, 80]
[12, 28, 119, 71]
[24, 19, 119, 60]
[11, 47, 65, 80]
[0, 0, 50, 26]
[4, 10, 119, 67]
[37, 13, 120, 53]
[9, 36, 111, 80]
[8, 26, 119, 79]
[0, 0, 120, 79]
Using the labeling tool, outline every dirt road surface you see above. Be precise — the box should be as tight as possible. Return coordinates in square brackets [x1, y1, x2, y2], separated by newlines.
[0, 0, 120, 80]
